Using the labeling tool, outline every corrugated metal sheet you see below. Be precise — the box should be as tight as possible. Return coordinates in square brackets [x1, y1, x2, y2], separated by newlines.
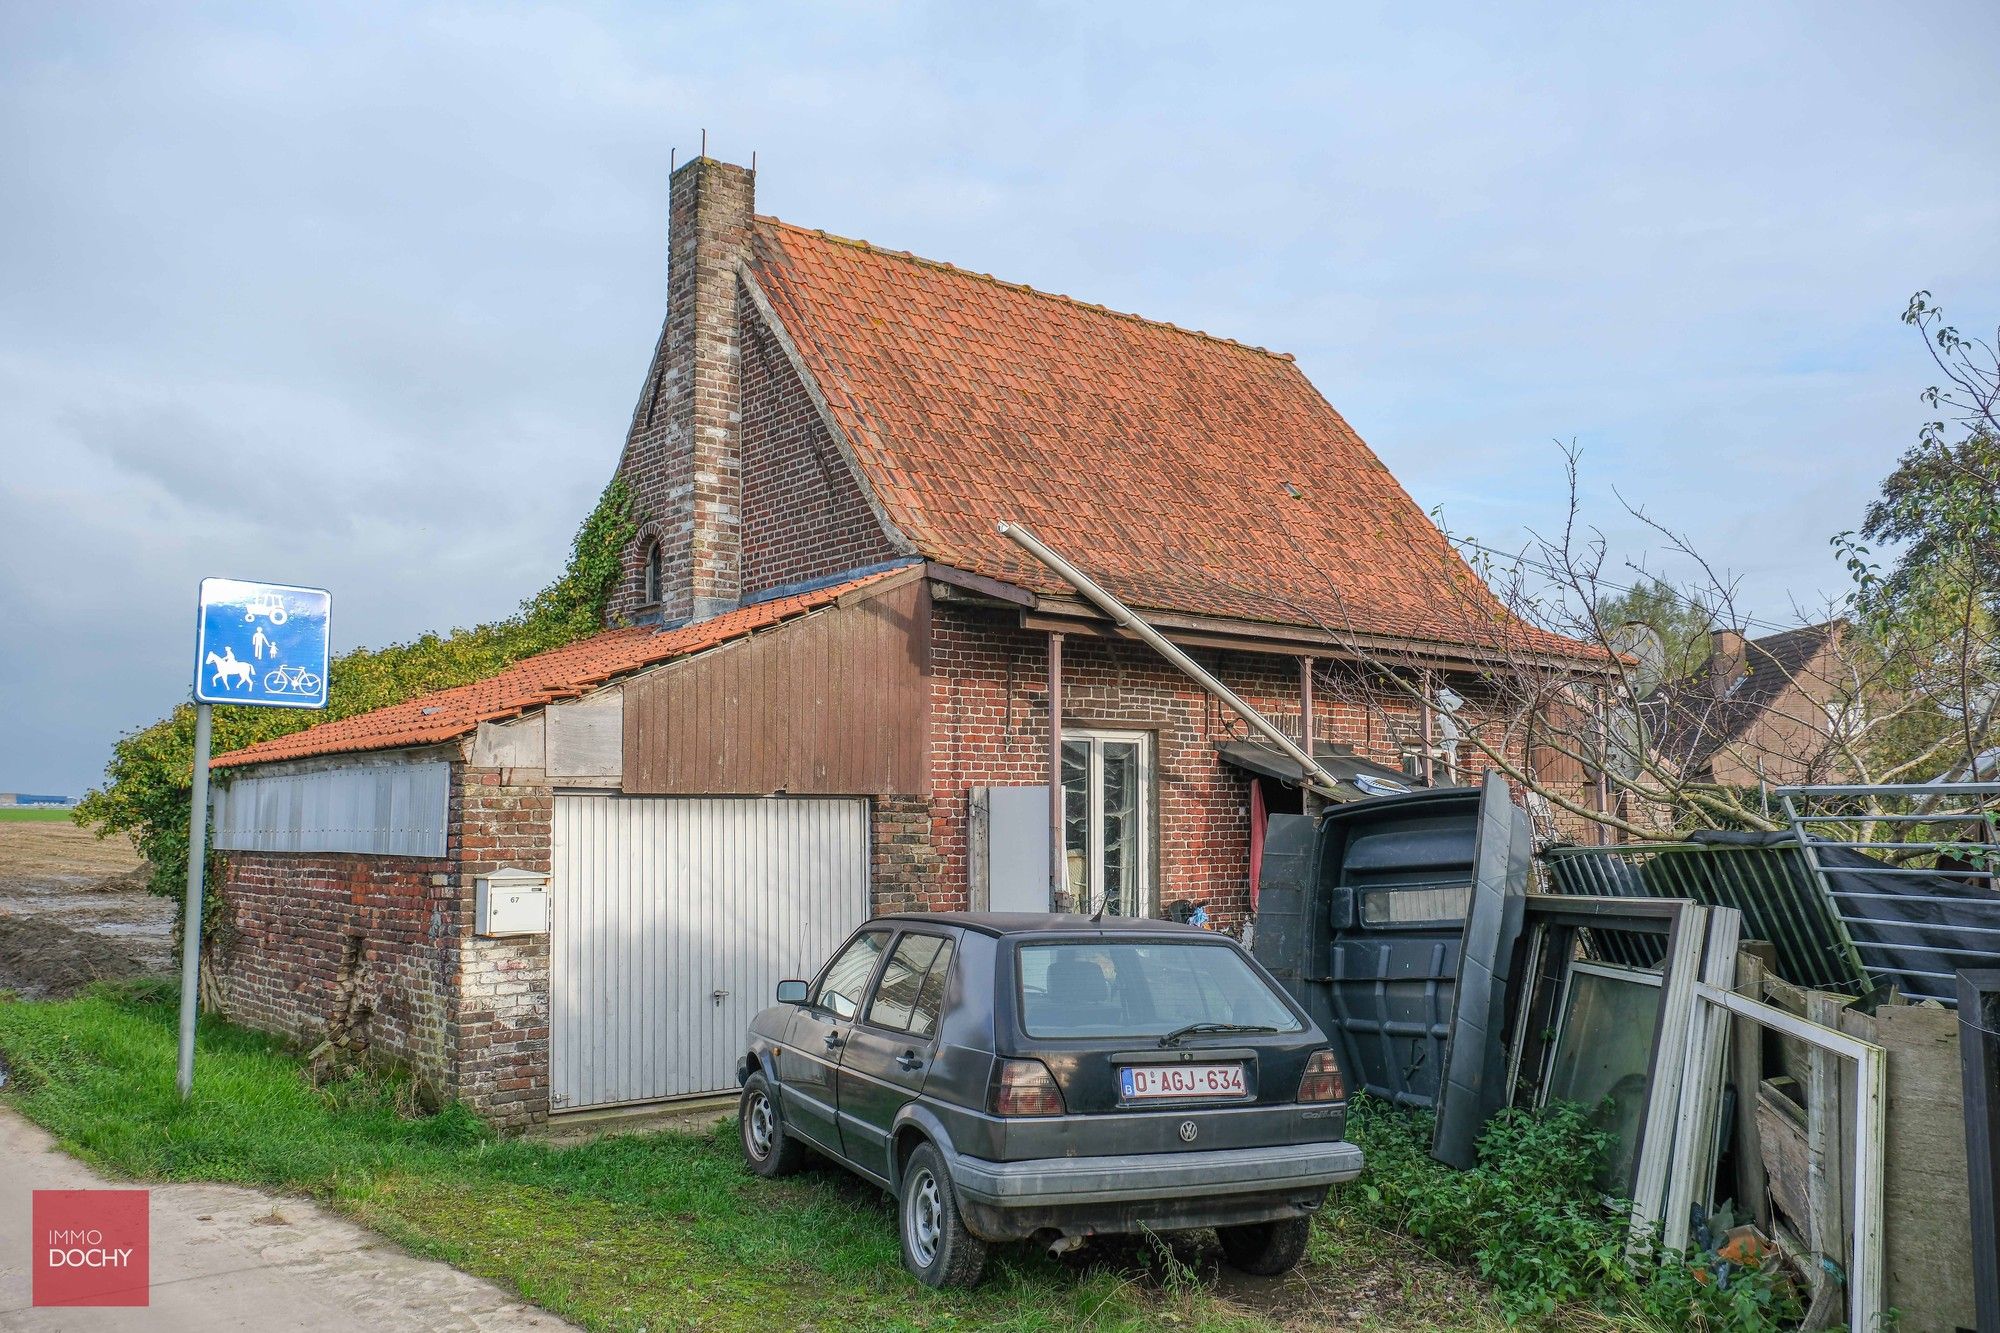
[211, 762, 450, 857]
[550, 793, 871, 1111]
[1541, 841, 1868, 993]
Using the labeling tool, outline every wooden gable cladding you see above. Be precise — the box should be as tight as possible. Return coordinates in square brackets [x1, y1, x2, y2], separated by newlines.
[621, 574, 930, 796]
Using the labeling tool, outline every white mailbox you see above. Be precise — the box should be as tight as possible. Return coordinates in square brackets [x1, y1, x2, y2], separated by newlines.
[475, 867, 550, 937]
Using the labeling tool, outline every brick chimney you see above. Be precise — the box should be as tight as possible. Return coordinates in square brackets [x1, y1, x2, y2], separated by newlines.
[1709, 628, 1748, 698]
[608, 155, 754, 625]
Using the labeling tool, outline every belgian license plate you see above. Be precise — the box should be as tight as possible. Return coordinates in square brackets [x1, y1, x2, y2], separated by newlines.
[1121, 1063, 1245, 1100]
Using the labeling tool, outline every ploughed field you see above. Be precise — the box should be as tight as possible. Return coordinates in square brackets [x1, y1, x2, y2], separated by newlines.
[0, 817, 171, 998]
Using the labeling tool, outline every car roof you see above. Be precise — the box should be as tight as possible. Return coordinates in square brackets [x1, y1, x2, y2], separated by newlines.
[866, 912, 1223, 940]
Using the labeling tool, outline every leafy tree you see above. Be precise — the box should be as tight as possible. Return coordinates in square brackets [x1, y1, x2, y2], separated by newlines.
[75, 480, 635, 905]
[1307, 293, 2000, 836]
[1836, 294, 2000, 783]
[1593, 577, 1714, 683]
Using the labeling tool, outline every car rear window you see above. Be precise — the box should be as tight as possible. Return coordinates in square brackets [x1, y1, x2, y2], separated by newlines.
[1015, 940, 1304, 1039]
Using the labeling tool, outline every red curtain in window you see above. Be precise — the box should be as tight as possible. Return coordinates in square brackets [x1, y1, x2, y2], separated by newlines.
[1248, 777, 1269, 912]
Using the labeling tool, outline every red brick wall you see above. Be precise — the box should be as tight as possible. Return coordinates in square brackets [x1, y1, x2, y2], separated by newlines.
[738, 288, 901, 596]
[217, 848, 457, 1087]
[906, 604, 1444, 934]
[453, 768, 553, 1127]
[216, 762, 554, 1129]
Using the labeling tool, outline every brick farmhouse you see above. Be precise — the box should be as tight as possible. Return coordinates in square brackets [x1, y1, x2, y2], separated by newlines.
[209, 157, 1602, 1126]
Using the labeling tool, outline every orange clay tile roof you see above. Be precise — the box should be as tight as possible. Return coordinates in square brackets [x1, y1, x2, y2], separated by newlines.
[212, 568, 909, 769]
[750, 217, 1588, 661]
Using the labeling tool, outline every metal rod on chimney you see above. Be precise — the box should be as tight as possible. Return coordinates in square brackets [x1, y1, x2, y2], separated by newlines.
[999, 521, 1343, 795]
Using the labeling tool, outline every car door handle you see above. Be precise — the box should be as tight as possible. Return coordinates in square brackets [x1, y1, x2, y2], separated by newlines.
[823, 1031, 845, 1050]
[895, 1051, 924, 1072]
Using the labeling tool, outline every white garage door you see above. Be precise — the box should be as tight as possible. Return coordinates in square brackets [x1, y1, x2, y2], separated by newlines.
[550, 793, 871, 1111]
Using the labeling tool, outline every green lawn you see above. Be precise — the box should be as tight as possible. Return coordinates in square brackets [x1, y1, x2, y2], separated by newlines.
[0, 807, 75, 822]
[0, 985, 1556, 1332]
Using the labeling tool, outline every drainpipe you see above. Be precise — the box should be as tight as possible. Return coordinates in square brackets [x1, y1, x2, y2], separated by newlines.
[999, 521, 1343, 796]
[1421, 669, 1436, 786]
[1048, 630, 1066, 906]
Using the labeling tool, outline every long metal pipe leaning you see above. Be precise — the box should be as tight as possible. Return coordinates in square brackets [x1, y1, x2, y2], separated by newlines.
[997, 521, 1345, 797]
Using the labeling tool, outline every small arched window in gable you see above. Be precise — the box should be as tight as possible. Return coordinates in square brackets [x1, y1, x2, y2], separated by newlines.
[642, 538, 664, 606]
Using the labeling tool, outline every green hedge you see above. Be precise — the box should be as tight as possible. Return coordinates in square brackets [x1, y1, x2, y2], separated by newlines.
[74, 480, 635, 912]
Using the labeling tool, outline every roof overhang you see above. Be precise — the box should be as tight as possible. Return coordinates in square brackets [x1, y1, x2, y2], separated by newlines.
[1217, 739, 1424, 802]
[927, 566, 1616, 677]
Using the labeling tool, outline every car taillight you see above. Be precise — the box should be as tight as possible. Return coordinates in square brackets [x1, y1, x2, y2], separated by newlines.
[1297, 1049, 1345, 1103]
[992, 1059, 1066, 1117]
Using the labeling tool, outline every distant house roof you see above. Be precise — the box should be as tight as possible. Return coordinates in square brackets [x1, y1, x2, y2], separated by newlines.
[213, 567, 911, 770]
[749, 218, 1591, 663]
[1645, 622, 1843, 776]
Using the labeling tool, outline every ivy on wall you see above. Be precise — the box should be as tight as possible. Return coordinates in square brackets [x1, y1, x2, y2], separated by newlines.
[75, 480, 637, 909]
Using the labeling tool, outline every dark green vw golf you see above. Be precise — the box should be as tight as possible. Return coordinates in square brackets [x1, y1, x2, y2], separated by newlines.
[736, 913, 1363, 1288]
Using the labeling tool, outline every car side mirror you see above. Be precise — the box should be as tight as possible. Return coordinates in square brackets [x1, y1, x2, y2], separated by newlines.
[776, 979, 809, 1005]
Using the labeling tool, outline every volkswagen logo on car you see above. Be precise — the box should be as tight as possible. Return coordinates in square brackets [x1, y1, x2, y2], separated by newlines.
[1178, 1120, 1198, 1143]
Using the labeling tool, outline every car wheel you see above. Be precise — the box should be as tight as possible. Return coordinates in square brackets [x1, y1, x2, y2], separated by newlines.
[1216, 1216, 1312, 1276]
[898, 1142, 988, 1289]
[738, 1070, 805, 1178]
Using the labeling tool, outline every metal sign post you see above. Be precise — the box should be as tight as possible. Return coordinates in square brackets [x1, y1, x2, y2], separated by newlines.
[178, 578, 331, 1100]
[175, 701, 212, 1100]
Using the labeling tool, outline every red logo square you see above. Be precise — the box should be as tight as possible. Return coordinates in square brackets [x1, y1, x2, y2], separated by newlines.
[32, 1190, 149, 1307]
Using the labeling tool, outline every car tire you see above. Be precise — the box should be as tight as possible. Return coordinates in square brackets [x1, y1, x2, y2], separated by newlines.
[1216, 1216, 1312, 1276]
[898, 1142, 988, 1289]
[739, 1070, 806, 1178]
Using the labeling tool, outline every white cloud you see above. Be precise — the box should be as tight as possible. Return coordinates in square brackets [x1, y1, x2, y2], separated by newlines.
[2, 0, 1998, 792]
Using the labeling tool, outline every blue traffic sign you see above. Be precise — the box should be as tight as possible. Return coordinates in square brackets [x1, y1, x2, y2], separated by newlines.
[192, 578, 331, 709]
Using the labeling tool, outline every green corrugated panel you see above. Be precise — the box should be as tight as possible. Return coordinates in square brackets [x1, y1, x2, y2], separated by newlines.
[1541, 842, 1870, 993]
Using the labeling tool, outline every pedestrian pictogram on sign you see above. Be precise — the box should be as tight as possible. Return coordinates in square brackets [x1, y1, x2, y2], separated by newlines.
[180, 576, 332, 1103]
[192, 578, 331, 709]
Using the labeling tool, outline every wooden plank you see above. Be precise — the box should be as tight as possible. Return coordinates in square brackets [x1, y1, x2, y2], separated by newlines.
[1757, 1082, 1811, 1229]
[546, 691, 622, 781]
[925, 562, 1036, 606]
[912, 580, 932, 788]
[1803, 991, 1850, 1331]
[1731, 946, 1775, 1231]
[620, 581, 930, 797]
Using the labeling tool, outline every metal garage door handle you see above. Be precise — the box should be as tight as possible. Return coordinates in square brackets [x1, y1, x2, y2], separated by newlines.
[711, 989, 729, 1005]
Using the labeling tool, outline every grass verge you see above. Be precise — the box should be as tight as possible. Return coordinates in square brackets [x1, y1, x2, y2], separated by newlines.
[0, 807, 76, 822]
[0, 984, 1657, 1331]
[0, 984, 1274, 1331]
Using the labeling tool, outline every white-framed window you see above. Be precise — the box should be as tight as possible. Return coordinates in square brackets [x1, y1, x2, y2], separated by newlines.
[1402, 744, 1460, 784]
[1060, 729, 1153, 917]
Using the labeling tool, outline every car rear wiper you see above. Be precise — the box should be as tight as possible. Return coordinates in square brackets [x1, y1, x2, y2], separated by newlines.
[1157, 1021, 1284, 1048]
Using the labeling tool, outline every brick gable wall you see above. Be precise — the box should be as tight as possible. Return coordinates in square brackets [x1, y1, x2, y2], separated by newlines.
[215, 761, 554, 1129]
[737, 287, 900, 596]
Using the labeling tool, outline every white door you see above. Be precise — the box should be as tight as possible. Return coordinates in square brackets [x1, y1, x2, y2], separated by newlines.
[1060, 729, 1154, 916]
[550, 793, 871, 1111]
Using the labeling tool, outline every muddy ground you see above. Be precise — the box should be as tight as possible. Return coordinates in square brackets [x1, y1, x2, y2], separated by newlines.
[0, 818, 173, 999]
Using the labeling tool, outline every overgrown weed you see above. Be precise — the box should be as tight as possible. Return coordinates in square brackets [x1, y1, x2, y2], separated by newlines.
[1336, 1096, 1802, 1330]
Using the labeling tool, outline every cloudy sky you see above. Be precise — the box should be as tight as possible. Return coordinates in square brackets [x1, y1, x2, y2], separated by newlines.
[4, 2, 1998, 796]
